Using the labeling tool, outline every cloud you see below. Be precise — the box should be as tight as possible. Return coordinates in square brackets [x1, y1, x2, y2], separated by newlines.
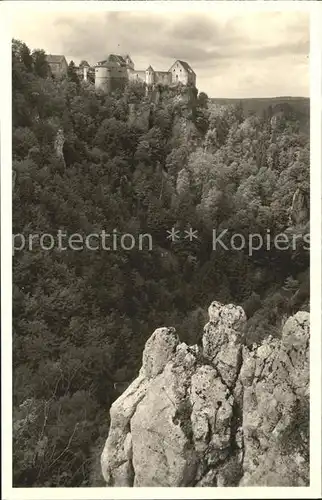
[12, 9, 309, 97]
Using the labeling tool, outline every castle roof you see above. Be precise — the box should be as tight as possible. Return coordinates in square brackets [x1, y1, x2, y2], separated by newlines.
[146, 65, 154, 72]
[110, 54, 127, 65]
[46, 54, 67, 64]
[176, 60, 195, 75]
[96, 54, 127, 67]
[79, 60, 90, 68]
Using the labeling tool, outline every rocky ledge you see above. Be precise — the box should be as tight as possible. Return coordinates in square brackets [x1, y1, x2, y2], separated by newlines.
[101, 301, 309, 487]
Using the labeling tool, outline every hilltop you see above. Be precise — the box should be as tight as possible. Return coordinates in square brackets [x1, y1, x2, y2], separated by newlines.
[210, 96, 309, 133]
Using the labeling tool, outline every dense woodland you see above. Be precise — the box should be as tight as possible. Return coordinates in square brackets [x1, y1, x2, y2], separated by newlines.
[12, 40, 310, 487]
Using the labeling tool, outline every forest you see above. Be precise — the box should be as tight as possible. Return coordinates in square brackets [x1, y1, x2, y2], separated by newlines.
[12, 40, 310, 487]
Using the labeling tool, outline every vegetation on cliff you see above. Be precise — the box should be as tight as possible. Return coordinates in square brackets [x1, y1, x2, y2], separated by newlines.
[12, 40, 309, 486]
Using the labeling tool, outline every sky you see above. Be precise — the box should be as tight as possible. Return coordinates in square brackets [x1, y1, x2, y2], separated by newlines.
[11, 8, 309, 98]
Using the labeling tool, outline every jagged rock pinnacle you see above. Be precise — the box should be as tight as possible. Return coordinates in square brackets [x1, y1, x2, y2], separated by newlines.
[101, 302, 309, 487]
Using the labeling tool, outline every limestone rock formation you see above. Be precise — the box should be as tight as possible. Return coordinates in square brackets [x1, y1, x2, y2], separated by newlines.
[54, 128, 66, 166]
[240, 311, 309, 486]
[176, 168, 191, 196]
[289, 187, 309, 226]
[101, 303, 309, 487]
[128, 103, 151, 131]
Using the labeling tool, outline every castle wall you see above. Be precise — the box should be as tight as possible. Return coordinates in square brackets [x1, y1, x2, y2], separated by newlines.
[168, 62, 196, 86]
[129, 70, 146, 84]
[95, 57, 195, 93]
[95, 66, 111, 92]
[48, 60, 68, 78]
[108, 65, 128, 80]
[95, 64, 128, 92]
[146, 70, 154, 85]
[169, 62, 189, 85]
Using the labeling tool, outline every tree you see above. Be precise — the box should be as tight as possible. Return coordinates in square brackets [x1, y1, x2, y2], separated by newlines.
[13, 40, 33, 71]
[32, 49, 50, 78]
[67, 60, 80, 87]
[198, 91, 208, 108]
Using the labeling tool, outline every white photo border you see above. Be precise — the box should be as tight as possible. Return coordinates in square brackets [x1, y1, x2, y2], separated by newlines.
[1, 1, 321, 499]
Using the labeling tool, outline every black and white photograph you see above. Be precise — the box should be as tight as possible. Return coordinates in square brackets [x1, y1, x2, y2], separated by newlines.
[1, 0, 322, 498]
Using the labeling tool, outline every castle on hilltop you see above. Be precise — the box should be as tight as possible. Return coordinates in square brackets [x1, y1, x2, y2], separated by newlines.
[95, 54, 196, 93]
[46, 53, 196, 93]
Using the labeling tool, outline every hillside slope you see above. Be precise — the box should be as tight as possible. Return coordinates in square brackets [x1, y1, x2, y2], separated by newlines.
[209, 96, 309, 133]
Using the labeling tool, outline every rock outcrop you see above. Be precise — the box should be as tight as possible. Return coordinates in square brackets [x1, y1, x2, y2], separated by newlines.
[101, 302, 309, 487]
[128, 103, 152, 131]
[289, 187, 309, 226]
[54, 128, 66, 166]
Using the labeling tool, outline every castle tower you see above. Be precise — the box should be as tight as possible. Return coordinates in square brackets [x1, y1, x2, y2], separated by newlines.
[79, 60, 90, 82]
[95, 61, 112, 93]
[146, 65, 155, 85]
[95, 56, 129, 93]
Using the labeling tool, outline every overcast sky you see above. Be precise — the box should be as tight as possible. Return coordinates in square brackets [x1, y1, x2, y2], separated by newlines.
[11, 9, 309, 98]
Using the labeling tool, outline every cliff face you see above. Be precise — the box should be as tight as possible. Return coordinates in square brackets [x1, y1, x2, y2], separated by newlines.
[54, 128, 66, 166]
[101, 302, 309, 487]
[289, 187, 309, 227]
[127, 84, 202, 148]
